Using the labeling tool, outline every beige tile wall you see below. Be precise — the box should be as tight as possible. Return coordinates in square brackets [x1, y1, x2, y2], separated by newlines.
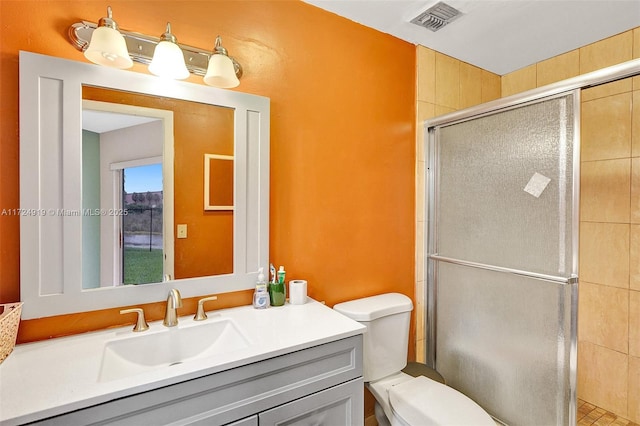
[416, 27, 640, 421]
[578, 72, 640, 420]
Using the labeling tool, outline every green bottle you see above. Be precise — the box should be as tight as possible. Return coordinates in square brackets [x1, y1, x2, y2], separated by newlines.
[269, 266, 286, 306]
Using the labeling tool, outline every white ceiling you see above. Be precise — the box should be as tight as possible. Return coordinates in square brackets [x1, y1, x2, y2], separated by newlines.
[83, 110, 160, 133]
[302, 0, 640, 75]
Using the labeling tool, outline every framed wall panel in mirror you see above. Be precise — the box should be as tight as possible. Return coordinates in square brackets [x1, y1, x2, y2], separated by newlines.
[19, 51, 270, 319]
[204, 154, 234, 211]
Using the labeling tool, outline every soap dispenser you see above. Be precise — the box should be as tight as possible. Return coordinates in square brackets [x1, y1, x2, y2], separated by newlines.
[253, 268, 270, 309]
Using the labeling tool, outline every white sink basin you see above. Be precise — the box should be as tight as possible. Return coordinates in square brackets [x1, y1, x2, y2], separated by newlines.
[99, 317, 250, 382]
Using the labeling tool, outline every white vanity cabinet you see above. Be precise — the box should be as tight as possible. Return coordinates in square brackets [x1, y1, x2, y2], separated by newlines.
[28, 336, 363, 426]
[258, 378, 362, 425]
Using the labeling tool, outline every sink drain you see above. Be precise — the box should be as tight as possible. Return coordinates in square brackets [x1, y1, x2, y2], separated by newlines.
[169, 361, 183, 367]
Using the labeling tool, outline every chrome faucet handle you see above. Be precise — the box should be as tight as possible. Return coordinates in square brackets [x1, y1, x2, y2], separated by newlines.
[194, 296, 218, 321]
[120, 308, 149, 332]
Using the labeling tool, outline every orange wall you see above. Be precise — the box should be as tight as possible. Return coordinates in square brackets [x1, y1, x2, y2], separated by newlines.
[0, 0, 416, 350]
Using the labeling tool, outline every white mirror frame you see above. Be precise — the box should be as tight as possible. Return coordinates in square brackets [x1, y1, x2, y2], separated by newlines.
[19, 51, 270, 319]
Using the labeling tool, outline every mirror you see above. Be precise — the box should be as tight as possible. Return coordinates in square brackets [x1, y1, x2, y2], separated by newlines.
[19, 51, 270, 319]
[81, 86, 236, 288]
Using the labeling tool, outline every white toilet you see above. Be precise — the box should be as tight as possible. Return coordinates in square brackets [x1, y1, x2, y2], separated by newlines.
[334, 293, 495, 426]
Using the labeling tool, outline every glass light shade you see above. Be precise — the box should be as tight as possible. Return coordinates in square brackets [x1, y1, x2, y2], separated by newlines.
[148, 41, 190, 80]
[204, 54, 239, 88]
[84, 26, 133, 69]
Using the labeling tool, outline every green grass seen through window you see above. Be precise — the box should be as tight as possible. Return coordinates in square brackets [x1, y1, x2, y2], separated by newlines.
[124, 247, 163, 285]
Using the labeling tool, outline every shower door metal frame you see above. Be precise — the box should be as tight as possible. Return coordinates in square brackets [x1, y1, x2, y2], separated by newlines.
[427, 90, 580, 425]
[422, 58, 640, 426]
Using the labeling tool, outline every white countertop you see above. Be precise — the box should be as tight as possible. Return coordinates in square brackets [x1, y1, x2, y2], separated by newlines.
[0, 299, 365, 425]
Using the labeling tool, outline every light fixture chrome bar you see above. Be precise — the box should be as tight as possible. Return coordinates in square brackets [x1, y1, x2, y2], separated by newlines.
[429, 254, 578, 285]
[68, 21, 242, 79]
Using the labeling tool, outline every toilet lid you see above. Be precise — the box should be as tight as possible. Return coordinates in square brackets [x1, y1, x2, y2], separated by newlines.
[388, 376, 495, 426]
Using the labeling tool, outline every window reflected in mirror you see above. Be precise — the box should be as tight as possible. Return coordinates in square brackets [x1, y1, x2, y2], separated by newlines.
[122, 163, 163, 285]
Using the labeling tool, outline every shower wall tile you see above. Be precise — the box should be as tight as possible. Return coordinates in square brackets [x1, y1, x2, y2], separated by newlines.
[415, 97, 432, 360]
[630, 356, 640, 422]
[536, 50, 580, 87]
[578, 341, 628, 417]
[633, 91, 640, 157]
[459, 62, 482, 109]
[580, 31, 633, 74]
[416, 163, 426, 224]
[632, 159, 640, 223]
[630, 226, 640, 291]
[435, 52, 459, 110]
[581, 93, 632, 161]
[417, 46, 436, 104]
[579, 281, 629, 354]
[578, 75, 638, 422]
[417, 45, 497, 113]
[481, 70, 501, 103]
[631, 291, 640, 357]
[416, 338, 425, 364]
[580, 159, 631, 223]
[434, 105, 455, 116]
[501, 63, 536, 97]
[634, 29, 640, 91]
[579, 222, 629, 289]
[582, 79, 633, 102]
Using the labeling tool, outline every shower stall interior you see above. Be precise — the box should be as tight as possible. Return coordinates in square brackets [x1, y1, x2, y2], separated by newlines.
[422, 58, 640, 426]
[425, 92, 580, 425]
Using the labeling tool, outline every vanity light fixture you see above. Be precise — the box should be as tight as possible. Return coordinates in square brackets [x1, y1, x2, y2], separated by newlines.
[148, 23, 190, 80]
[82, 6, 133, 69]
[68, 7, 243, 87]
[204, 36, 240, 88]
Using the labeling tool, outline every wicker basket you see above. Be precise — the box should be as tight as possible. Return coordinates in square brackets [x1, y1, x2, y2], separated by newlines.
[0, 302, 22, 364]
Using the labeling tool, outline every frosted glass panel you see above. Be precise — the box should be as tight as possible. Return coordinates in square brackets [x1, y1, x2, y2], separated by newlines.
[435, 262, 575, 425]
[428, 92, 578, 425]
[436, 95, 575, 277]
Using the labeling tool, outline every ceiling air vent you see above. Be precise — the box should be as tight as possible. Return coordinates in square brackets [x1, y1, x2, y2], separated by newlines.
[410, 2, 463, 32]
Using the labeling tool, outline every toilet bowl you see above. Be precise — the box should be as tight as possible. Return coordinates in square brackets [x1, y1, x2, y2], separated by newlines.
[333, 293, 494, 426]
[369, 372, 495, 426]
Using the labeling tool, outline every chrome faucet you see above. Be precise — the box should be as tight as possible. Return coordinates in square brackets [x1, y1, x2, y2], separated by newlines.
[163, 289, 183, 327]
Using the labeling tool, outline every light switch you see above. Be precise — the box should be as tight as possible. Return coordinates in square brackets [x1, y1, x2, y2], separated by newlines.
[177, 224, 187, 239]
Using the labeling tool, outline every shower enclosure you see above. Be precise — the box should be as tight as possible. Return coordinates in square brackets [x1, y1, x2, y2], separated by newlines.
[426, 92, 579, 425]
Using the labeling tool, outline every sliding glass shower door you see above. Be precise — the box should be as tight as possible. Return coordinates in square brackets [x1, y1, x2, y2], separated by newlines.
[427, 92, 579, 425]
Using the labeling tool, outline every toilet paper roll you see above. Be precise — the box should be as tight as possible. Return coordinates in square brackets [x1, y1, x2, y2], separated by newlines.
[289, 280, 308, 305]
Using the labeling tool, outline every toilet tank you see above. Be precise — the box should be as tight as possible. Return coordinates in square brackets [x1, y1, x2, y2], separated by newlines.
[334, 293, 413, 382]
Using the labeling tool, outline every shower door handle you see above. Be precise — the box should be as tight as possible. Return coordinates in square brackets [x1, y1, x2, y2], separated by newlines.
[428, 254, 577, 285]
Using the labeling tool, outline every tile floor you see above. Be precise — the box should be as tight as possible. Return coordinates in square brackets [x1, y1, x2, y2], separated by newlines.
[578, 399, 640, 426]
